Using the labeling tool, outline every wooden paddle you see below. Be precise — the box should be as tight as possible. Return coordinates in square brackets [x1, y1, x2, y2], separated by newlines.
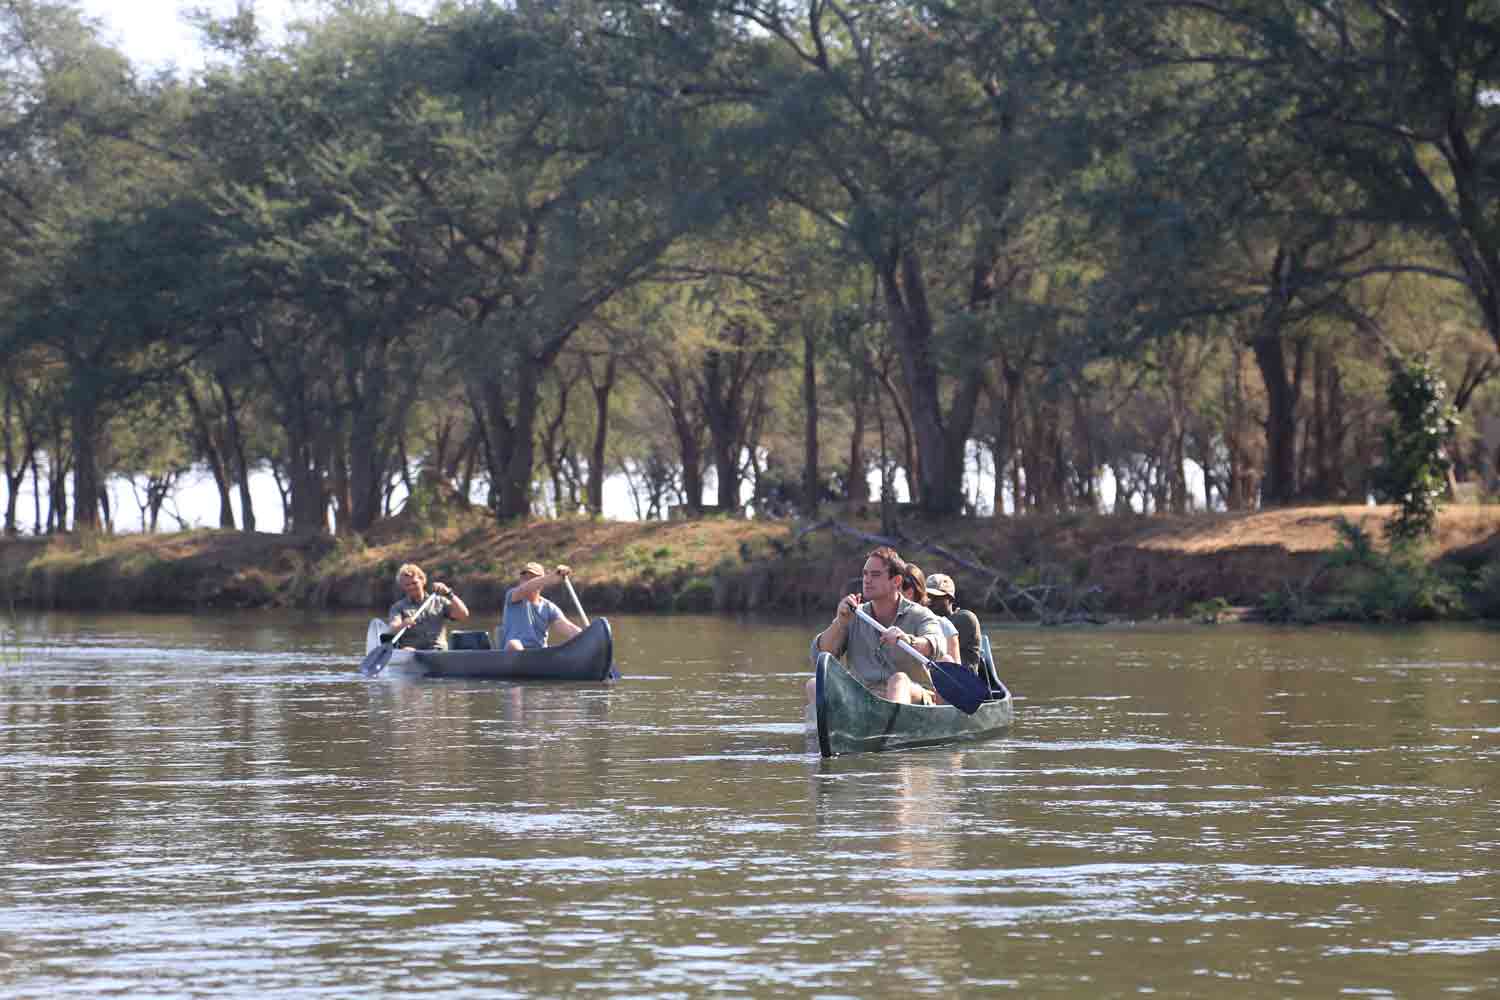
[359, 591, 439, 676]
[563, 576, 589, 627]
[851, 604, 988, 714]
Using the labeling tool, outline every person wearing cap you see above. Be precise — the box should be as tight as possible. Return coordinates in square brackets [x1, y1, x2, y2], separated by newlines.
[925, 572, 983, 673]
[499, 562, 581, 651]
[901, 562, 962, 664]
[810, 546, 948, 706]
[385, 562, 470, 650]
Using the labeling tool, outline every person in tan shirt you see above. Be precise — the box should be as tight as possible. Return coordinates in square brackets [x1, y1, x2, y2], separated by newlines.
[386, 562, 470, 650]
[809, 546, 948, 706]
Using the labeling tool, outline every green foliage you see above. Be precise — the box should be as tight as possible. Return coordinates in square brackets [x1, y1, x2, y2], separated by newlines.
[403, 482, 447, 538]
[1372, 357, 1459, 543]
[1323, 516, 1379, 568]
[1188, 596, 1231, 624]
[1463, 562, 1500, 619]
[1262, 516, 1465, 623]
[136, 554, 201, 604]
[11, 0, 1500, 538]
[619, 544, 681, 577]
[1257, 585, 1313, 625]
[673, 577, 715, 612]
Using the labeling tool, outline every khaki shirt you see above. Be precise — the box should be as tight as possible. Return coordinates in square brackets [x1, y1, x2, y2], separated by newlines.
[827, 596, 947, 689]
[388, 594, 454, 650]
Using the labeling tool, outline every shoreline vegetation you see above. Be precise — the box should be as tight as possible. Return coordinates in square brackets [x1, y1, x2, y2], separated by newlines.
[3, 504, 1499, 625]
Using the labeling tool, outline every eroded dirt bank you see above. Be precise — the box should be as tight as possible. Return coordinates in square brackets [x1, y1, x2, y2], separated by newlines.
[2, 505, 1497, 620]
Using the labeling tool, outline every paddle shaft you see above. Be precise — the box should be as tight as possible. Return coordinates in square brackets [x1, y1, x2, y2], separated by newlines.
[850, 602, 989, 715]
[361, 590, 440, 674]
[858, 602, 936, 671]
[563, 576, 589, 627]
[391, 590, 441, 642]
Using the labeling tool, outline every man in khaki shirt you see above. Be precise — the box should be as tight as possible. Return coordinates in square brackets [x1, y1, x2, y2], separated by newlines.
[809, 546, 948, 706]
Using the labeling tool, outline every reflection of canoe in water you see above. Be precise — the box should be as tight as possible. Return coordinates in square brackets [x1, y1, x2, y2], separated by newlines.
[812, 642, 1013, 757]
[370, 618, 617, 681]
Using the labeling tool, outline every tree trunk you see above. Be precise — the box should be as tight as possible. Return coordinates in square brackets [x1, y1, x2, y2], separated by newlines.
[880, 249, 973, 514]
[802, 328, 820, 515]
[347, 363, 395, 534]
[217, 376, 255, 532]
[699, 348, 747, 514]
[483, 359, 541, 520]
[285, 417, 329, 534]
[181, 377, 236, 529]
[329, 425, 351, 535]
[70, 394, 101, 532]
[1307, 345, 1348, 500]
[1251, 332, 1302, 506]
[30, 451, 43, 534]
[1250, 249, 1305, 506]
[876, 368, 919, 506]
[2, 390, 30, 536]
[846, 380, 868, 503]
[587, 355, 616, 516]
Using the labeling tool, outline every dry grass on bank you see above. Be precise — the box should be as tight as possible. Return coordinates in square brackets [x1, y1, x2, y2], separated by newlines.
[2, 504, 1497, 618]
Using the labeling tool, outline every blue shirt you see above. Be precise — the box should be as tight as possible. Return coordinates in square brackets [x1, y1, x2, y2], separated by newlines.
[500, 589, 564, 649]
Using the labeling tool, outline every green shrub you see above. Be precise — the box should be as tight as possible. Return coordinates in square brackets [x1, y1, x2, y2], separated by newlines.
[1372, 356, 1459, 543]
[1258, 585, 1321, 624]
[1189, 596, 1231, 624]
[674, 578, 715, 611]
[1466, 562, 1500, 618]
[1282, 518, 1468, 623]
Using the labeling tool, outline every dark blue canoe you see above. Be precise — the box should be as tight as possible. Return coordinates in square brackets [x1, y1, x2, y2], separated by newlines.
[378, 617, 616, 681]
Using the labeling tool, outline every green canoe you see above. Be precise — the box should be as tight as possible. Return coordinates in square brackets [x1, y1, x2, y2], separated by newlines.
[812, 641, 1014, 757]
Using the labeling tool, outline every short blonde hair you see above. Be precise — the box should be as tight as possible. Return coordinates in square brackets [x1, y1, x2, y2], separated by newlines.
[395, 563, 426, 586]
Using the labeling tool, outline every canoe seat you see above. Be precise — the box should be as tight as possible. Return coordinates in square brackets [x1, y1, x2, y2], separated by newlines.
[449, 630, 493, 650]
[980, 634, 1009, 699]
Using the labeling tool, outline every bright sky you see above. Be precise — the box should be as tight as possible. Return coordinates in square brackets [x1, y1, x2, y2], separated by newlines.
[80, 0, 298, 73]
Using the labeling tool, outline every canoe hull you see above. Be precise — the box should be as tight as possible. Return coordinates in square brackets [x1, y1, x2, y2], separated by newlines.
[813, 652, 1012, 757]
[386, 618, 616, 681]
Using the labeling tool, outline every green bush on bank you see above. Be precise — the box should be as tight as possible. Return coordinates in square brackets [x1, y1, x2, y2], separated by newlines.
[1465, 562, 1500, 619]
[673, 578, 715, 612]
[1259, 517, 1471, 624]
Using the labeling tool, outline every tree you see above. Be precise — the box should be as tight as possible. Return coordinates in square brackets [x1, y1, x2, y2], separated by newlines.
[381, 4, 747, 521]
[696, 0, 1082, 513]
[0, 0, 191, 530]
[1374, 356, 1459, 543]
[0, 352, 58, 534]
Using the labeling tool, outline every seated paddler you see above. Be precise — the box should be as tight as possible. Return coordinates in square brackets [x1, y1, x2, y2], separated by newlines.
[925, 572, 983, 674]
[500, 562, 582, 651]
[807, 546, 949, 706]
[383, 562, 469, 650]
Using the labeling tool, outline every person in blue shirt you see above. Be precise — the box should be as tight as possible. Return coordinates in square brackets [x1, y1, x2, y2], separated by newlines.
[499, 562, 582, 650]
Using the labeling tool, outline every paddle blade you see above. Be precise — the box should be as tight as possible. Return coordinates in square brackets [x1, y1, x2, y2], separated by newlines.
[928, 660, 987, 715]
[358, 642, 394, 676]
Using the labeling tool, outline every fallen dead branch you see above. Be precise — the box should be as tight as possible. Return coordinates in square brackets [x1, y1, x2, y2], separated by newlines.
[796, 518, 1108, 624]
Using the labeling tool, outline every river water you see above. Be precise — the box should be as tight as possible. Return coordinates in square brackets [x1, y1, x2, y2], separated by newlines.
[1, 611, 1496, 997]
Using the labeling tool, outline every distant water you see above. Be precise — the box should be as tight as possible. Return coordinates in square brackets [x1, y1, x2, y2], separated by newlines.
[2, 611, 1496, 997]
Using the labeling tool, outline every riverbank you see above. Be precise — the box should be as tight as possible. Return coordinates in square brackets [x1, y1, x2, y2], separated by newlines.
[2, 504, 1498, 621]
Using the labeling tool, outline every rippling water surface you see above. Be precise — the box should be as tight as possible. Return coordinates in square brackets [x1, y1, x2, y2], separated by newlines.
[2, 611, 1497, 997]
